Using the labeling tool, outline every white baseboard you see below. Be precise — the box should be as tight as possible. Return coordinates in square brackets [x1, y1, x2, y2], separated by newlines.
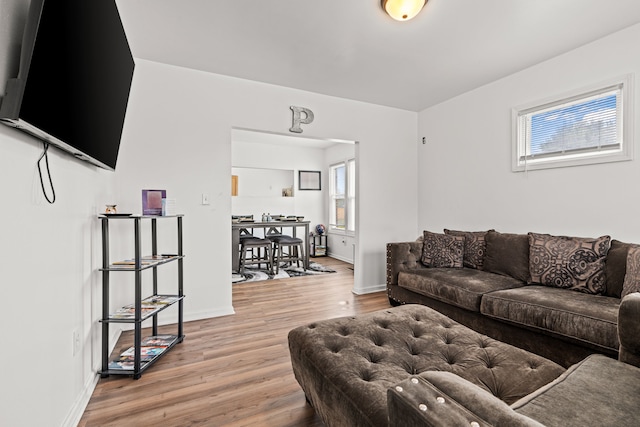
[61, 371, 99, 427]
[324, 253, 353, 264]
[184, 306, 235, 322]
[352, 283, 386, 295]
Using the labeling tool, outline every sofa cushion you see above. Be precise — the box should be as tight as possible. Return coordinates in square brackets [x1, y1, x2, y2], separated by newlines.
[604, 239, 630, 298]
[444, 229, 493, 270]
[421, 231, 464, 268]
[484, 231, 530, 283]
[398, 268, 524, 312]
[622, 244, 640, 298]
[480, 286, 619, 352]
[528, 232, 610, 295]
[512, 354, 640, 427]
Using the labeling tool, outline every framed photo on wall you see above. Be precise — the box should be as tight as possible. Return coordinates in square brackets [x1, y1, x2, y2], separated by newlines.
[299, 170, 321, 190]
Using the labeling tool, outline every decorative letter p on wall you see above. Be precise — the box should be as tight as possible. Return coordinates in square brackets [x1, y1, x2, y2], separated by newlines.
[289, 106, 314, 133]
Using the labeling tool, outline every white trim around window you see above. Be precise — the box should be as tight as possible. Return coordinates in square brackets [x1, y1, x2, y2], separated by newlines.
[512, 74, 634, 172]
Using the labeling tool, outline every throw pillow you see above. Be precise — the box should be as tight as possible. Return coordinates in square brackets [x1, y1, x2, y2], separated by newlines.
[483, 231, 531, 282]
[528, 232, 611, 294]
[604, 240, 630, 298]
[622, 244, 640, 298]
[421, 231, 465, 268]
[444, 229, 493, 270]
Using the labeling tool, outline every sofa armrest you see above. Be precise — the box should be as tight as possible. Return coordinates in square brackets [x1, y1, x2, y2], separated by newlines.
[619, 293, 640, 368]
[387, 373, 543, 427]
[386, 241, 426, 287]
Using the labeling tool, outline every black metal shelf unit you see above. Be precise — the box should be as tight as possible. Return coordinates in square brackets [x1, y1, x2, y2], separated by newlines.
[311, 234, 327, 257]
[99, 214, 185, 379]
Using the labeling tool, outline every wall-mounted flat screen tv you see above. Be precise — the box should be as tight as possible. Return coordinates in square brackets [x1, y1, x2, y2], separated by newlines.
[0, 0, 135, 171]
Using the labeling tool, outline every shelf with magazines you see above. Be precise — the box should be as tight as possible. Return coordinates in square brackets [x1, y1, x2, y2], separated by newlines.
[311, 234, 327, 257]
[98, 214, 185, 379]
[105, 295, 184, 323]
[104, 254, 184, 271]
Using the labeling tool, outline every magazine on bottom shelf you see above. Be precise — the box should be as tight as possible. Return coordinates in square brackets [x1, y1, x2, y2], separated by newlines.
[140, 334, 177, 347]
[119, 346, 167, 362]
[109, 336, 177, 370]
[108, 360, 142, 370]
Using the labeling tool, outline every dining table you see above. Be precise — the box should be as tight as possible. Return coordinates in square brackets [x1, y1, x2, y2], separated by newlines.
[232, 220, 310, 273]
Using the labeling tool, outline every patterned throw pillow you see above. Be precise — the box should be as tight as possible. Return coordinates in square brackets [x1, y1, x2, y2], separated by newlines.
[622, 244, 640, 298]
[528, 232, 611, 294]
[421, 231, 465, 268]
[444, 229, 493, 270]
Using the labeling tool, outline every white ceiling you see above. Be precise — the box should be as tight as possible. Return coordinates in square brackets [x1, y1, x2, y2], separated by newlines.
[116, 0, 640, 112]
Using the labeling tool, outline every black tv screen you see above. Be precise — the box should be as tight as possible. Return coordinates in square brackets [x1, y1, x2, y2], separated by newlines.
[0, 0, 135, 170]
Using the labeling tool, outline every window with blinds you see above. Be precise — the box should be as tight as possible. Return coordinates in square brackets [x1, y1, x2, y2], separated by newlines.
[512, 75, 633, 171]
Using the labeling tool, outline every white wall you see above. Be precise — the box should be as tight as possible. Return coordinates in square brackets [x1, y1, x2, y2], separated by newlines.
[232, 167, 294, 198]
[418, 23, 640, 243]
[231, 139, 325, 227]
[0, 1, 116, 425]
[231, 167, 296, 220]
[0, 127, 116, 427]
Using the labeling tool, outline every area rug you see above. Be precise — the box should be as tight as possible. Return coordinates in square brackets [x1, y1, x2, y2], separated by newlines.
[232, 261, 336, 284]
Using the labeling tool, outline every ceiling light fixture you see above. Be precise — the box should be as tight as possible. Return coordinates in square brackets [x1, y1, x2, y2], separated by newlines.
[381, 0, 426, 21]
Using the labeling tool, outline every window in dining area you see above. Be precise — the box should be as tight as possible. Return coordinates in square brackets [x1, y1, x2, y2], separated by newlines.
[329, 158, 355, 233]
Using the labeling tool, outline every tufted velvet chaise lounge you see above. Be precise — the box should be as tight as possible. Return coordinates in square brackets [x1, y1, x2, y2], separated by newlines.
[288, 304, 565, 426]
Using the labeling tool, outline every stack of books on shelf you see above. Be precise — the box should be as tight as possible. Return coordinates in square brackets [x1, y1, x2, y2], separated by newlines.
[108, 335, 177, 370]
[109, 295, 181, 319]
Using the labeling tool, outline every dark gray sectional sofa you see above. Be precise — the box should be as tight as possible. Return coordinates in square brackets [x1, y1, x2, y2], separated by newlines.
[287, 229, 640, 426]
[387, 229, 638, 367]
[386, 294, 640, 427]
[288, 295, 640, 427]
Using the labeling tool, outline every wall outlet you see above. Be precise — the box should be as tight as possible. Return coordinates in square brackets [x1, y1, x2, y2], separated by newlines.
[72, 330, 80, 356]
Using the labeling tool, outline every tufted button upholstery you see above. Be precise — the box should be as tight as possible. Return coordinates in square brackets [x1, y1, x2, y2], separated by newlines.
[289, 304, 565, 427]
[386, 242, 425, 287]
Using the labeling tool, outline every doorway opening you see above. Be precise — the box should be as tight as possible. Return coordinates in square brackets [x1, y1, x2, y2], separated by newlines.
[231, 127, 358, 281]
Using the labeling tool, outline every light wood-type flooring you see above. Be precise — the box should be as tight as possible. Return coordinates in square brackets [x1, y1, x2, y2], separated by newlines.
[79, 257, 390, 426]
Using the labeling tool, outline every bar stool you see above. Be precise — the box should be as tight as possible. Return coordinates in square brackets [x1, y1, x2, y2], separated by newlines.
[233, 215, 257, 271]
[270, 235, 305, 274]
[239, 237, 273, 275]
